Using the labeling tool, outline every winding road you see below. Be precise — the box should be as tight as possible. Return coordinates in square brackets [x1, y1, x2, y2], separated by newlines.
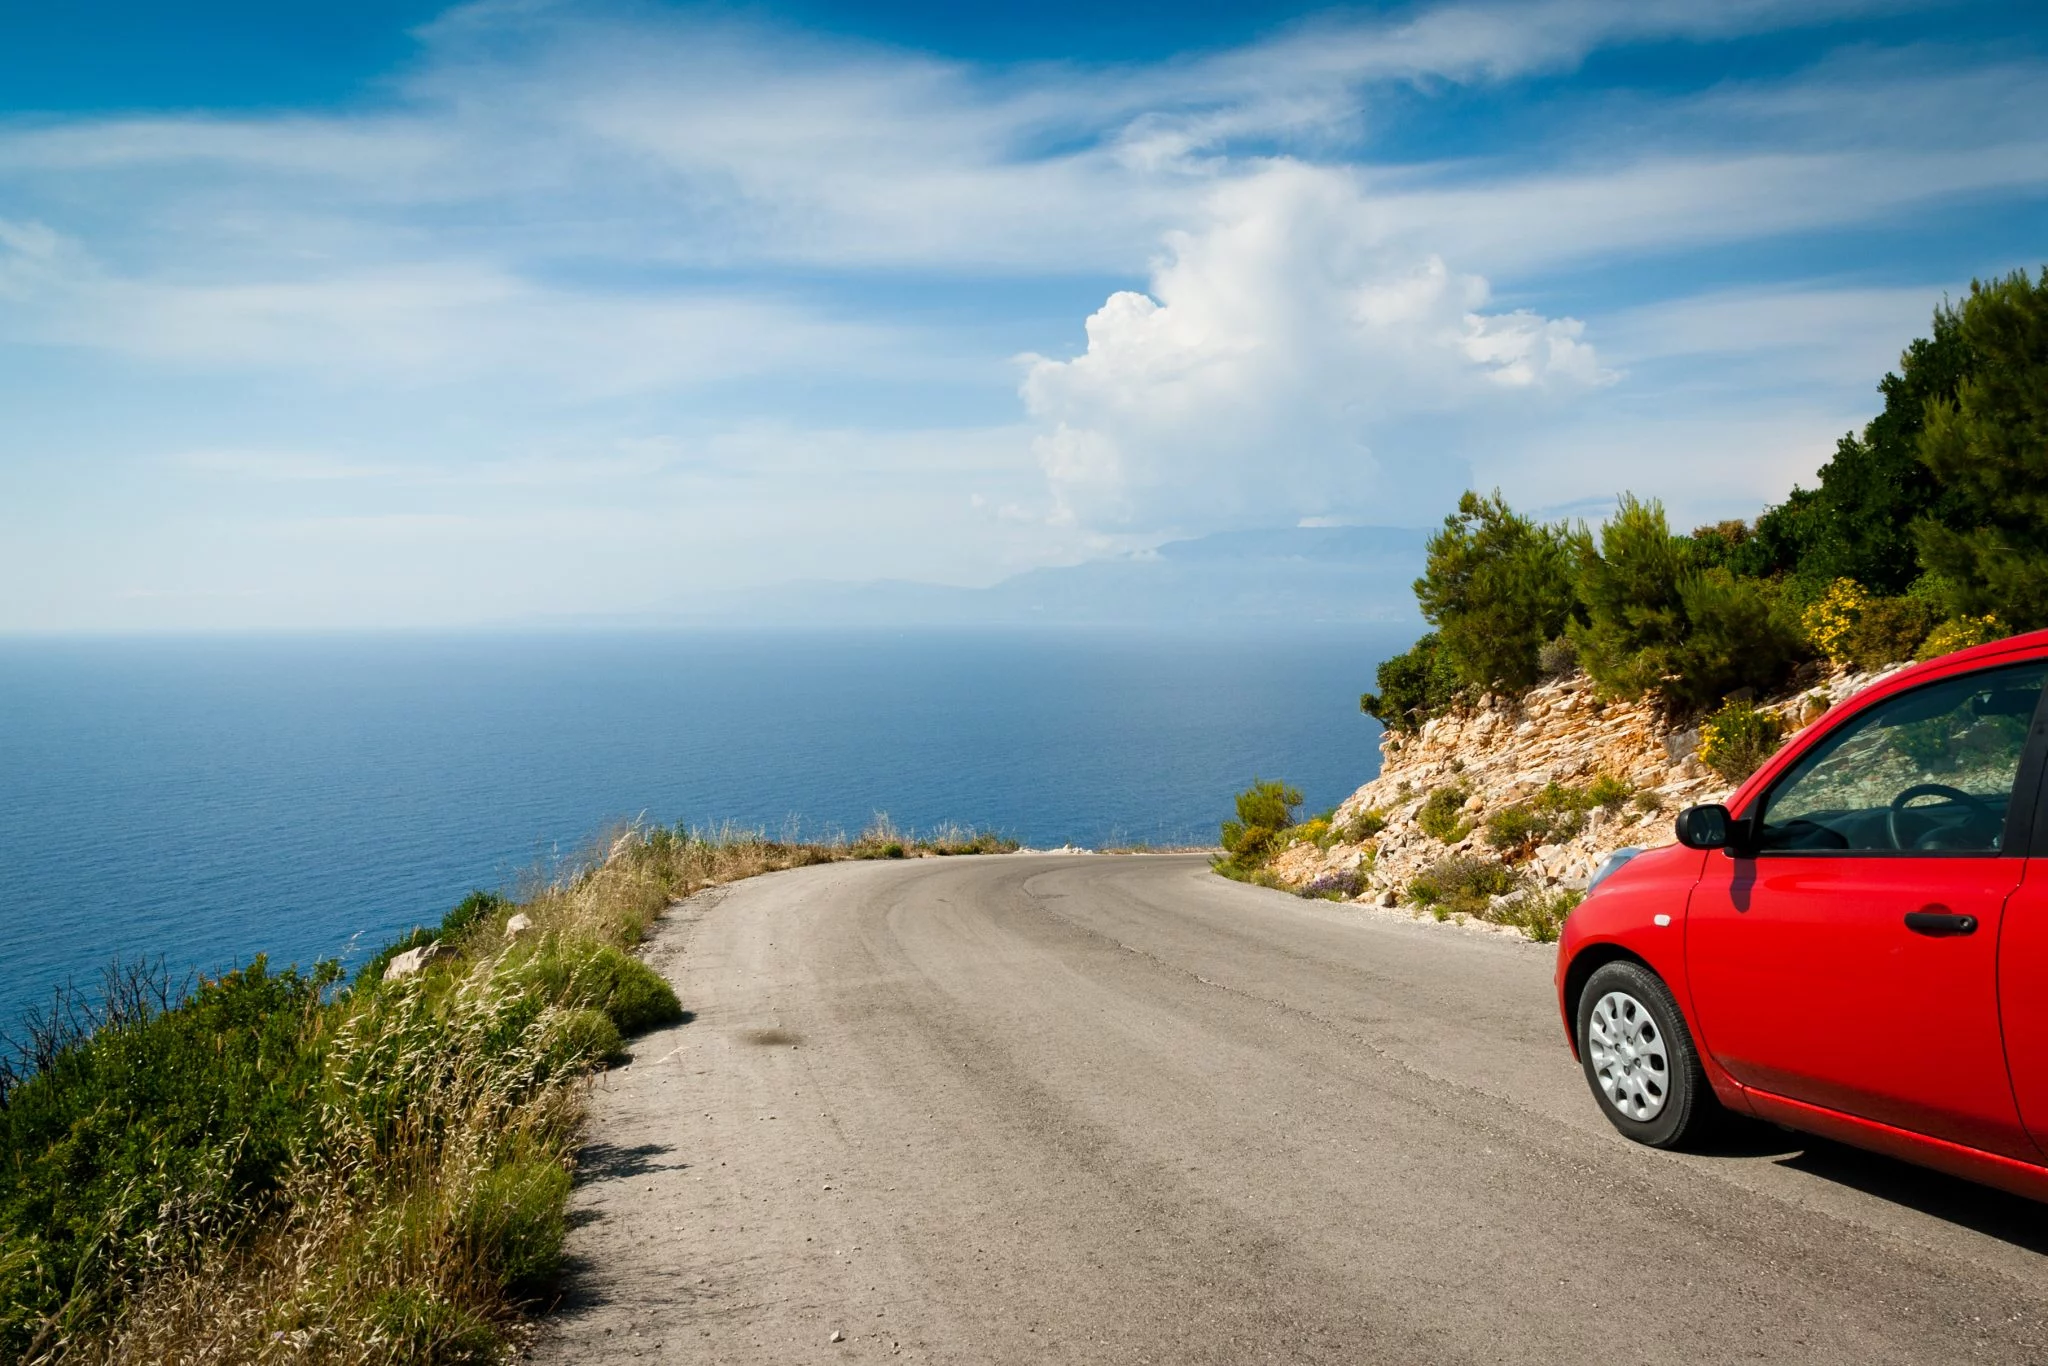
[533, 854, 2048, 1364]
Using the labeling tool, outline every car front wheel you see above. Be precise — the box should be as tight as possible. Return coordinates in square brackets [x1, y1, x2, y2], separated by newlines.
[1576, 960, 1716, 1149]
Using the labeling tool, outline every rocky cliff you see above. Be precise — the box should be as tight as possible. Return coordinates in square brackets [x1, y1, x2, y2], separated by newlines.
[1267, 661, 1906, 932]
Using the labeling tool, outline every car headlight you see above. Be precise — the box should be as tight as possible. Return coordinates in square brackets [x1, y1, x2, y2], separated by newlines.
[1585, 847, 1643, 897]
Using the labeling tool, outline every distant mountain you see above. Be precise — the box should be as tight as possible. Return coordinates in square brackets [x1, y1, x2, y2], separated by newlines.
[653, 525, 1430, 628]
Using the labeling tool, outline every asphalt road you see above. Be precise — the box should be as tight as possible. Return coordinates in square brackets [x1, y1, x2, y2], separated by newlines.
[532, 854, 2048, 1364]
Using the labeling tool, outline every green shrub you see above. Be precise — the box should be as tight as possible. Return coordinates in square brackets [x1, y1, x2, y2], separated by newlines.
[440, 889, 509, 941]
[1571, 498, 1806, 709]
[1661, 568, 1807, 710]
[1803, 579, 1936, 668]
[1586, 774, 1634, 810]
[1698, 699, 1785, 783]
[512, 940, 684, 1037]
[1482, 805, 1546, 852]
[1537, 635, 1579, 677]
[1483, 782, 1595, 855]
[1408, 856, 1520, 916]
[1361, 632, 1462, 732]
[1498, 888, 1583, 943]
[1414, 490, 1581, 694]
[464, 1156, 573, 1297]
[1220, 779, 1302, 868]
[1846, 595, 1937, 667]
[1917, 613, 2007, 660]
[1340, 808, 1386, 842]
[543, 1007, 625, 1071]
[1416, 786, 1472, 843]
[1569, 494, 1688, 697]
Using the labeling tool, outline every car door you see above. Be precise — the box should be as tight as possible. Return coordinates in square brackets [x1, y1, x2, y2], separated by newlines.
[1999, 734, 2048, 1153]
[1686, 659, 2048, 1161]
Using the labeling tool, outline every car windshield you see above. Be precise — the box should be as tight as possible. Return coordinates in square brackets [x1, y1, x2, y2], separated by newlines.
[1756, 661, 2046, 853]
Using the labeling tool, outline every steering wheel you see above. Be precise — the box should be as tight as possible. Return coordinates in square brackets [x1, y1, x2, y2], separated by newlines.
[1887, 783, 1996, 850]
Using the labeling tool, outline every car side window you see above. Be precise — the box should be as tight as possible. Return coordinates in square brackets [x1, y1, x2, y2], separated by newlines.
[1756, 661, 2047, 854]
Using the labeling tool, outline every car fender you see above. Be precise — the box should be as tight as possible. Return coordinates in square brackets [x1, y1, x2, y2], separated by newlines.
[1556, 842, 1752, 1111]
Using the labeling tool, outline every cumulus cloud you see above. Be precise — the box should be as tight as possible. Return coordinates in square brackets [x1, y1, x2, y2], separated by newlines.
[1020, 163, 1612, 534]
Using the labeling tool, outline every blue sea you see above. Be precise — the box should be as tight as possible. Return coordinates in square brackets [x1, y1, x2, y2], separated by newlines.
[0, 629, 1400, 1025]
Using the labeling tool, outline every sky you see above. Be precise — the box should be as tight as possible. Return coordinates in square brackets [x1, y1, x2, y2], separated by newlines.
[2, 0, 2044, 631]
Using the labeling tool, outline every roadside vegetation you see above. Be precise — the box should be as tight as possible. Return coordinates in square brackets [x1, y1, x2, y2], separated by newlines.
[1361, 268, 2048, 782]
[1214, 781, 1379, 893]
[0, 820, 1016, 1364]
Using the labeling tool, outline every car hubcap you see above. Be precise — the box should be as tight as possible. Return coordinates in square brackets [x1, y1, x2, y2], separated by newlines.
[1588, 990, 1670, 1122]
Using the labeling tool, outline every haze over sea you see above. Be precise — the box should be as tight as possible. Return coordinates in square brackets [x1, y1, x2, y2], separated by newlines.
[0, 629, 1397, 1024]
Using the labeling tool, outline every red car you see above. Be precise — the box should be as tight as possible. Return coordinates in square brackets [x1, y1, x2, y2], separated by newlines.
[1557, 627, 2048, 1200]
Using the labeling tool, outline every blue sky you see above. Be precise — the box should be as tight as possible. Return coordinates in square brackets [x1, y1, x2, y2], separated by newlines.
[2, 0, 2044, 630]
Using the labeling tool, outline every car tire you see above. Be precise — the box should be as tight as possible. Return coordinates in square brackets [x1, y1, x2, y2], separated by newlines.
[1576, 960, 1717, 1150]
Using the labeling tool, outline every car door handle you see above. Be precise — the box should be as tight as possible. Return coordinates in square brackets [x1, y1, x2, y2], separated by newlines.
[1904, 909, 1978, 936]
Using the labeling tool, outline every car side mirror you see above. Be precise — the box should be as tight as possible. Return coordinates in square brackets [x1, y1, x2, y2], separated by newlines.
[1675, 803, 1732, 850]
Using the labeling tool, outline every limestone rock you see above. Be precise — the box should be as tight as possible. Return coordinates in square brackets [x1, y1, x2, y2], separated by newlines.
[382, 942, 458, 982]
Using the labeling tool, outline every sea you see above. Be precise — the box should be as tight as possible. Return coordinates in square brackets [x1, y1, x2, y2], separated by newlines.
[0, 628, 1403, 1026]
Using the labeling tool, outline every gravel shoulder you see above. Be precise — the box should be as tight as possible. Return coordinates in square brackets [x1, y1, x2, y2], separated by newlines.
[531, 854, 2048, 1364]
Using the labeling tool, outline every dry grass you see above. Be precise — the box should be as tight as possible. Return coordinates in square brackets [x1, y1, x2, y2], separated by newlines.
[11, 820, 1014, 1364]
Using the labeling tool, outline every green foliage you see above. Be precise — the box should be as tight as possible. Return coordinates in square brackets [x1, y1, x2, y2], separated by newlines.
[1662, 568, 1807, 710]
[1415, 786, 1472, 843]
[1740, 302, 1978, 593]
[1568, 494, 1689, 696]
[1361, 632, 1461, 732]
[1220, 779, 1303, 859]
[1570, 497, 1804, 709]
[849, 817, 1017, 860]
[1408, 856, 1520, 916]
[463, 1156, 573, 1297]
[1917, 613, 2006, 660]
[1536, 635, 1578, 678]
[1497, 888, 1583, 944]
[1339, 808, 1387, 843]
[1482, 781, 1607, 855]
[543, 1007, 626, 1071]
[1481, 805, 1548, 853]
[1683, 520, 1755, 571]
[511, 939, 684, 1037]
[1803, 578, 1939, 670]
[1414, 490, 1579, 694]
[1913, 268, 2048, 629]
[0, 958, 335, 1353]
[1847, 595, 1938, 668]
[1698, 699, 1786, 783]
[1586, 774, 1634, 810]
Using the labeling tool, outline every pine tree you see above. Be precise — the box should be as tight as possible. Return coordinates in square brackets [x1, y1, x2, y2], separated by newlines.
[1914, 268, 2048, 629]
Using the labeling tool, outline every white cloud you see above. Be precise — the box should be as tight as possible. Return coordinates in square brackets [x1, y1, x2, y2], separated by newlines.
[1020, 163, 1612, 534]
[0, 219, 909, 394]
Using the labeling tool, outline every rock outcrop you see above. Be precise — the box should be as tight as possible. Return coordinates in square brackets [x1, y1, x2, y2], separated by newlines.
[382, 941, 460, 982]
[1268, 661, 1907, 916]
